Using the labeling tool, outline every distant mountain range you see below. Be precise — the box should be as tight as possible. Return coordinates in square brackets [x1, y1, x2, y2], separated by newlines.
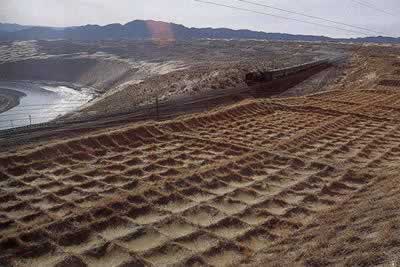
[0, 20, 399, 43]
[0, 23, 33, 32]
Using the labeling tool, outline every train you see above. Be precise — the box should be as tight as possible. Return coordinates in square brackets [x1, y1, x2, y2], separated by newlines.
[245, 57, 345, 86]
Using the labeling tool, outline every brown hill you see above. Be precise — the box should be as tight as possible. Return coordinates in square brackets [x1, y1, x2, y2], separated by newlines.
[1, 45, 400, 266]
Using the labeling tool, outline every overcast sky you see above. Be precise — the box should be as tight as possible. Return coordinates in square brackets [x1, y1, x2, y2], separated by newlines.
[1, 0, 399, 38]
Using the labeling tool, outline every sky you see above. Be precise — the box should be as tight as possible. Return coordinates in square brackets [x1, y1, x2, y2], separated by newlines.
[0, 0, 399, 38]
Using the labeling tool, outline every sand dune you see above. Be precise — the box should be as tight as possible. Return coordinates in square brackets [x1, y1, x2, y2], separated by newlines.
[1, 47, 400, 266]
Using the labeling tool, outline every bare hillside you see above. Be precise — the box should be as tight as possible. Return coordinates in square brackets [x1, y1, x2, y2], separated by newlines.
[0, 40, 345, 119]
[1, 45, 400, 266]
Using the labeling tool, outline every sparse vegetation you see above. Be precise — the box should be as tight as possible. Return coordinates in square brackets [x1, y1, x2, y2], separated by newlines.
[1, 41, 400, 266]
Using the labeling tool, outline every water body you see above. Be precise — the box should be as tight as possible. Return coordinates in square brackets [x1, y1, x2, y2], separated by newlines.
[0, 81, 94, 130]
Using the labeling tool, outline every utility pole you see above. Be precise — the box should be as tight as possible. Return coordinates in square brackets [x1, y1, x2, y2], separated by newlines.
[29, 115, 32, 126]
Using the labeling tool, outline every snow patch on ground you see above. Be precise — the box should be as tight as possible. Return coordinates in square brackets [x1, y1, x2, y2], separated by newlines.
[0, 41, 41, 62]
[94, 59, 188, 101]
[366, 72, 377, 80]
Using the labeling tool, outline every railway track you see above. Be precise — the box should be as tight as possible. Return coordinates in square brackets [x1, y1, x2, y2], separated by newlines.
[0, 58, 341, 148]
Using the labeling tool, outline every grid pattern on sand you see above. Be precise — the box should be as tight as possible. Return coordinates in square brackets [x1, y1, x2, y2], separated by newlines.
[1, 89, 400, 266]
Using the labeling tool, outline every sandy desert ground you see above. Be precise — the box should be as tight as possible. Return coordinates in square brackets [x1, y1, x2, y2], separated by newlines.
[0, 39, 346, 120]
[1, 44, 400, 266]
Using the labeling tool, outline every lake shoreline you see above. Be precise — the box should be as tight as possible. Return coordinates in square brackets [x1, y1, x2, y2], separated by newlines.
[0, 81, 95, 130]
[0, 88, 26, 114]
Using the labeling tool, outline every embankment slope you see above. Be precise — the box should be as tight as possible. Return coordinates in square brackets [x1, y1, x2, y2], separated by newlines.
[1, 47, 399, 266]
[0, 88, 25, 113]
[0, 57, 136, 92]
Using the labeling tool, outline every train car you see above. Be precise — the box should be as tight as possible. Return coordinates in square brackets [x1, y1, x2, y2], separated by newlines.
[245, 57, 335, 86]
[245, 71, 273, 86]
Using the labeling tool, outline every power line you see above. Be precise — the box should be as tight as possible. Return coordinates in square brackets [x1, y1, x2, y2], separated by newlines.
[9, 105, 82, 112]
[0, 101, 158, 121]
[0, 116, 59, 123]
[194, 0, 372, 36]
[0, 110, 79, 118]
[3, 107, 83, 114]
[351, 0, 396, 17]
[0, 103, 86, 118]
[7, 102, 87, 108]
[237, 0, 389, 36]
